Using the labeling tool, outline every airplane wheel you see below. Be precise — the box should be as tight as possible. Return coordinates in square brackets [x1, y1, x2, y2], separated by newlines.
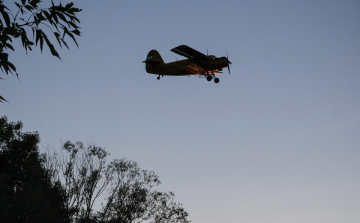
[214, 78, 219, 83]
[206, 76, 212, 81]
[157, 76, 160, 80]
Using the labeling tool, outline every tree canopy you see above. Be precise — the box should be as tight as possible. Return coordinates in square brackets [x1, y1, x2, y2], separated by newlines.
[45, 141, 191, 223]
[1, 116, 191, 223]
[0, 116, 69, 222]
[0, 0, 82, 102]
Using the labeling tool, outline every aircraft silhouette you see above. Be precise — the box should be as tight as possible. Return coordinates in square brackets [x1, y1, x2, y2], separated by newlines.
[143, 45, 232, 83]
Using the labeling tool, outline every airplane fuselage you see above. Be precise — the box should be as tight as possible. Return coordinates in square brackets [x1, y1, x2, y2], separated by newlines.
[146, 58, 229, 76]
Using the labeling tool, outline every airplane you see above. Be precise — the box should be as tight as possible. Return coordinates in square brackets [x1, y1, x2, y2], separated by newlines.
[142, 45, 232, 83]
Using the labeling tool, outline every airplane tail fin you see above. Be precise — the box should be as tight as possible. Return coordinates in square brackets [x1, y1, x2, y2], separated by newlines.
[143, 50, 164, 74]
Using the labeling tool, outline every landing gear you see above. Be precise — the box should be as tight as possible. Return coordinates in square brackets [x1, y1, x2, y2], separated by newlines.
[157, 75, 160, 80]
[205, 71, 219, 83]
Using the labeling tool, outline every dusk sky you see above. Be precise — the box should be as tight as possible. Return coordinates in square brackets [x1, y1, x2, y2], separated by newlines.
[2, 1, 360, 222]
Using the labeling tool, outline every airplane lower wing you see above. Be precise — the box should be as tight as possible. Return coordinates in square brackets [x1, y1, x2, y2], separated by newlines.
[182, 63, 206, 74]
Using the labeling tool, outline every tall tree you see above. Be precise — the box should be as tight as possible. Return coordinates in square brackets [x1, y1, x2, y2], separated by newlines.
[45, 141, 111, 222]
[99, 159, 190, 223]
[46, 141, 191, 223]
[0, 0, 82, 102]
[0, 116, 69, 223]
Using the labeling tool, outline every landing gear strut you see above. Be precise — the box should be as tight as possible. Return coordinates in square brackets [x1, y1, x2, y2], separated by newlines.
[205, 71, 219, 83]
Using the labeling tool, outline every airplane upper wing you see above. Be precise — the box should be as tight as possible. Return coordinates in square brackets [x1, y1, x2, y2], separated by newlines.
[171, 45, 207, 61]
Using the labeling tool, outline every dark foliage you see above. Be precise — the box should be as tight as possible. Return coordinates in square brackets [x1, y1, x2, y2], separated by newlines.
[0, 116, 69, 223]
[0, 116, 191, 222]
[46, 141, 191, 223]
[0, 0, 82, 102]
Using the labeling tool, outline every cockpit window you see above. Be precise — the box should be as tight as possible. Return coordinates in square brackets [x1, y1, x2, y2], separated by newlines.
[207, 55, 216, 60]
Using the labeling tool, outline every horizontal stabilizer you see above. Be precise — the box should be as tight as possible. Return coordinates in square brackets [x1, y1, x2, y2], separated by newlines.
[142, 60, 161, 64]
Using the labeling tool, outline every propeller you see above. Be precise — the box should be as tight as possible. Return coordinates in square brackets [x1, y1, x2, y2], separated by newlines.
[226, 53, 232, 74]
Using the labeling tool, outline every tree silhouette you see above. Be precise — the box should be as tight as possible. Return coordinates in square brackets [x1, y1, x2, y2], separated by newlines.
[1, 116, 191, 222]
[0, 0, 82, 102]
[0, 116, 69, 222]
[45, 141, 191, 223]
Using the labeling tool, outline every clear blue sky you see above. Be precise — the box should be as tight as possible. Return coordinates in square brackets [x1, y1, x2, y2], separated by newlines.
[2, 1, 360, 222]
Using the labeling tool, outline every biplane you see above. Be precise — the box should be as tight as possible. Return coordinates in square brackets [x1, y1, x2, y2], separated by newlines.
[142, 45, 232, 83]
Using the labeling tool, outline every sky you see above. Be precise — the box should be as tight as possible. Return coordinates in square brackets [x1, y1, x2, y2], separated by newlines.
[1, 0, 360, 222]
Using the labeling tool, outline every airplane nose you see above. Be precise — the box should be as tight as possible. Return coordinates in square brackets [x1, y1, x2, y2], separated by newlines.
[226, 56, 231, 74]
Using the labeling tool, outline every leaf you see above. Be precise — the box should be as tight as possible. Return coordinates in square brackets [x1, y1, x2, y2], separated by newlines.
[72, 16, 80, 23]
[40, 33, 43, 52]
[65, 2, 74, 10]
[0, 95, 9, 103]
[68, 21, 79, 29]
[64, 27, 79, 48]
[7, 61, 16, 72]
[56, 12, 67, 23]
[0, 60, 10, 74]
[20, 32, 26, 47]
[29, 0, 40, 8]
[71, 29, 80, 36]
[52, 11, 59, 23]
[53, 32, 62, 47]
[35, 29, 41, 46]
[68, 7, 82, 14]
[61, 38, 69, 49]
[15, 2, 21, 9]
[5, 43, 14, 51]
[24, 5, 34, 11]
[2, 4, 10, 11]
[42, 34, 61, 59]
[43, 10, 52, 25]
[0, 7, 11, 27]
